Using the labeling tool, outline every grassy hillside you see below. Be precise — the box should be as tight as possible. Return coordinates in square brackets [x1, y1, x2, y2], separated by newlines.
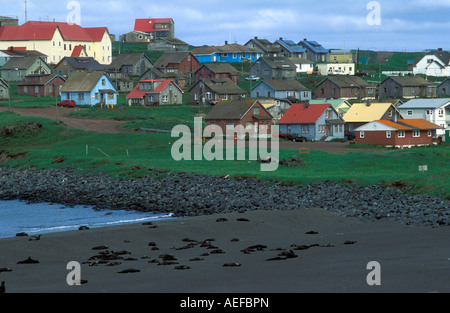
[1, 111, 449, 199]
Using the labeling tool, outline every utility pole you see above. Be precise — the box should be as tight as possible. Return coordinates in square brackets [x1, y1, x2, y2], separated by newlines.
[24, 0, 28, 22]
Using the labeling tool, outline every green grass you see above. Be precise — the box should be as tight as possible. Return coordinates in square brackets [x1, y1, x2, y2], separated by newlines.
[1, 111, 449, 200]
[68, 104, 212, 131]
[0, 84, 59, 108]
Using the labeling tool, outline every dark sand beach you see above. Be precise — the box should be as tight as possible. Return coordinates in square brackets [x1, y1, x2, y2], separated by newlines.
[0, 207, 448, 294]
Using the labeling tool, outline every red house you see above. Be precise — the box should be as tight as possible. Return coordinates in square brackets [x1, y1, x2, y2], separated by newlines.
[154, 51, 199, 87]
[18, 74, 66, 97]
[195, 63, 240, 84]
[205, 99, 273, 139]
[354, 119, 443, 148]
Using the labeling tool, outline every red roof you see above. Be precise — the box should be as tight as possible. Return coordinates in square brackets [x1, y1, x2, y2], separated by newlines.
[134, 18, 172, 33]
[0, 21, 107, 42]
[278, 103, 330, 124]
[71, 45, 84, 57]
[126, 79, 174, 99]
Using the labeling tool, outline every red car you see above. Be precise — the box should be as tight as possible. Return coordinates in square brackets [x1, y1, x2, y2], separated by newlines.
[57, 100, 76, 107]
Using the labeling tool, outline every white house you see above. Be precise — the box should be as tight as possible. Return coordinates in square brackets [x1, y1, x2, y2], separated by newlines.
[316, 63, 355, 76]
[290, 57, 314, 74]
[413, 50, 450, 77]
[398, 98, 450, 137]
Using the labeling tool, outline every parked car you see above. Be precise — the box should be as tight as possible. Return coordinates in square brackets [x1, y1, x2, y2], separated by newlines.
[345, 131, 356, 140]
[57, 99, 76, 107]
[287, 133, 307, 142]
[355, 71, 372, 77]
[245, 75, 260, 81]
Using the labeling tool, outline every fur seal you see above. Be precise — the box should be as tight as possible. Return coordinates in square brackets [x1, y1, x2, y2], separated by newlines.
[223, 263, 241, 267]
[117, 268, 140, 274]
[17, 257, 39, 264]
[0, 281, 5, 294]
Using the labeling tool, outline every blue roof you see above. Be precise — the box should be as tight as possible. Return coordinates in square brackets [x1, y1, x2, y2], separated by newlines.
[399, 98, 450, 109]
[299, 40, 329, 54]
[277, 39, 305, 53]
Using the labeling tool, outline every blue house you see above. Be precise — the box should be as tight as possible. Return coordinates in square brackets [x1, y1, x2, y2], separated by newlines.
[298, 39, 330, 62]
[278, 103, 345, 141]
[273, 38, 306, 59]
[251, 79, 311, 102]
[192, 42, 262, 63]
[60, 71, 117, 106]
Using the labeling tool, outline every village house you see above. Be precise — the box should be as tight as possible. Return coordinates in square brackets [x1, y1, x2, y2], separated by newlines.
[1, 56, 51, 82]
[0, 47, 47, 66]
[205, 99, 273, 139]
[250, 56, 297, 80]
[309, 99, 352, 117]
[298, 39, 330, 62]
[354, 119, 442, 148]
[60, 71, 117, 106]
[154, 51, 199, 86]
[120, 18, 175, 43]
[278, 103, 345, 141]
[413, 49, 450, 77]
[343, 102, 403, 132]
[54, 57, 105, 79]
[18, 74, 65, 97]
[272, 38, 306, 59]
[329, 49, 353, 63]
[379, 75, 437, 99]
[191, 43, 262, 63]
[189, 78, 246, 105]
[148, 37, 189, 52]
[140, 67, 186, 90]
[244, 37, 281, 57]
[316, 62, 355, 76]
[315, 76, 376, 100]
[398, 98, 450, 137]
[251, 79, 311, 102]
[290, 57, 314, 74]
[126, 79, 183, 106]
[0, 21, 112, 65]
[255, 97, 292, 121]
[107, 53, 153, 79]
[437, 78, 450, 97]
[0, 78, 9, 100]
[195, 63, 240, 84]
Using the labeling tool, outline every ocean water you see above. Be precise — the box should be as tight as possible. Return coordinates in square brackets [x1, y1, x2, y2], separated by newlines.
[0, 200, 174, 239]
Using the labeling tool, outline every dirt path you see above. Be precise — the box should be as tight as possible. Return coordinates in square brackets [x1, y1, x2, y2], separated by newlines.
[0, 107, 126, 134]
[1, 107, 384, 153]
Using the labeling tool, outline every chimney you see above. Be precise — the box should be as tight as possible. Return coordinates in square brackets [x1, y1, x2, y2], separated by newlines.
[303, 38, 307, 41]
[279, 37, 283, 40]
[438, 48, 443, 51]
[254, 36, 258, 40]
[225, 41, 228, 45]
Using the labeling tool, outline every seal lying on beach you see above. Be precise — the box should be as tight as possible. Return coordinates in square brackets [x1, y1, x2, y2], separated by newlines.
[0, 281, 5, 293]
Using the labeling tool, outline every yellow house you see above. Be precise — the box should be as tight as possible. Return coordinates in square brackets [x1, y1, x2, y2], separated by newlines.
[0, 21, 112, 65]
[329, 49, 353, 63]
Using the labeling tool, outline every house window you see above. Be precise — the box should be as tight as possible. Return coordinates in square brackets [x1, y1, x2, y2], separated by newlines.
[162, 95, 168, 102]
[102, 79, 106, 86]
[23, 86, 27, 93]
[407, 110, 413, 116]
[254, 107, 260, 115]
[386, 131, 391, 138]
[108, 93, 114, 100]
[360, 131, 365, 138]
[95, 93, 99, 100]
[438, 109, 444, 116]
[79, 93, 84, 100]
[326, 110, 332, 119]
[428, 130, 432, 137]
[426, 109, 433, 115]
[227, 122, 234, 130]
[388, 110, 393, 117]
[398, 131, 405, 138]
[276, 100, 280, 107]
[35, 86, 39, 94]
[301, 125, 309, 134]
[245, 122, 252, 129]
[319, 125, 326, 133]
[332, 88, 336, 95]
[413, 130, 420, 137]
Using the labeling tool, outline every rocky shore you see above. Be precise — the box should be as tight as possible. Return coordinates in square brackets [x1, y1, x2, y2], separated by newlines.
[0, 166, 448, 227]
